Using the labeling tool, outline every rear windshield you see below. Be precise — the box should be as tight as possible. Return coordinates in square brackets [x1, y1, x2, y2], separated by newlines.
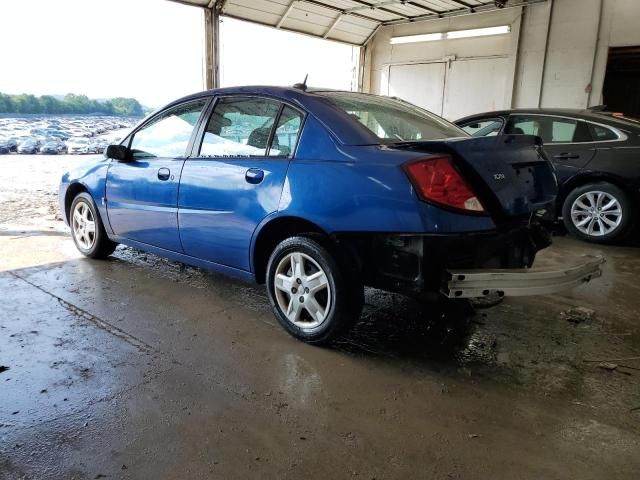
[317, 91, 467, 143]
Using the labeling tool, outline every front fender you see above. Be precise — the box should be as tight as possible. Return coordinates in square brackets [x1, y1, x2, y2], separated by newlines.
[58, 157, 111, 232]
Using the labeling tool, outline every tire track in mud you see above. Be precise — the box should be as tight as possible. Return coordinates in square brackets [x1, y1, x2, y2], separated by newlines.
[7, 270, 155, 354]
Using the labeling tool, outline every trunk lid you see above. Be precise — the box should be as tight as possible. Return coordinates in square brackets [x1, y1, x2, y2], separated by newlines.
[391, 135, 558, 219]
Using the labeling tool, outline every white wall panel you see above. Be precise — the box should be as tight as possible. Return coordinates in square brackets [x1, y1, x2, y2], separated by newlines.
[388, 63, 446, 115]
[442, 57, 508, 120]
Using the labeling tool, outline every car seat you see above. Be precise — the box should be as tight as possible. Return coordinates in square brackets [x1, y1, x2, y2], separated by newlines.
[572, 122, 591, 142]
[248, 127, 280, 152]
[505, 126, 525, 135]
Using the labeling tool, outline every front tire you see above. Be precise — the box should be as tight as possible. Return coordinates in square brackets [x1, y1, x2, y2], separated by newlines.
[69, 192, 117, 258]
[562, 182, 633, 243]
[266, 236, 363, 345]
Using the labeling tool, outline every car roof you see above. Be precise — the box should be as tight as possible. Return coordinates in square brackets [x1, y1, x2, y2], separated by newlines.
[456, 108, 640, 130]
[160, 86, 382, 146]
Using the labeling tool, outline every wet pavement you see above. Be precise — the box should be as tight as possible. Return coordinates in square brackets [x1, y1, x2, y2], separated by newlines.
[1, 156, 639, 479]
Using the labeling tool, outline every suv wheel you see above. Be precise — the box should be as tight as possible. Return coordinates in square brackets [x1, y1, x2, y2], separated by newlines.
[562, 182, 633, 243]
[266, 236, 363, 345]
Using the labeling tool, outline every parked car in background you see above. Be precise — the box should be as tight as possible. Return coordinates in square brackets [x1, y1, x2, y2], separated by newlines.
[455, 109, 640, 243]
[88, 138, 109, 154]
[59, 87, 602, 344]
[39, 141, 63, 155]
[5, 138, 18, 152]
[17, 139, 40, 154]
[66, 137, 91, 154]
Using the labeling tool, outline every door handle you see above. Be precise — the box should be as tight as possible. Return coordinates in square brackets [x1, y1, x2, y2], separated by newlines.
[245, 168, 264, 184]
[157, 167, 170, 181]
[553, 153, 580, 160]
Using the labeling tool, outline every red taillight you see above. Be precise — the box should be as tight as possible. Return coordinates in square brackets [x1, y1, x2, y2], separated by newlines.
[404, 156, 485, 213]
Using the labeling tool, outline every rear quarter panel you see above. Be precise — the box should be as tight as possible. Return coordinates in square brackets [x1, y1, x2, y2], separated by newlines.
[278, 116, 496, 234]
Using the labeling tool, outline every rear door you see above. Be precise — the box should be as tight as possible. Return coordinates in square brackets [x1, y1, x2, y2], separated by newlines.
[178, 96, 304, 271]
[106, 98, 208, 252]
[504, 114, 597, 183]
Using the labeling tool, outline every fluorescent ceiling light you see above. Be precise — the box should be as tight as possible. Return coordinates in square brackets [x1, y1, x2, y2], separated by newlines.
[447, 25, 511, 39]
[390, 25, 510, 45]
[390, 32, 443, 45]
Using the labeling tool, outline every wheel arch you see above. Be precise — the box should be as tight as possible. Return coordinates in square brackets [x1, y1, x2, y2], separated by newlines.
[64, 182, 90, 224]
[251, 215, 330, 284]
[557, 172, 635, 217]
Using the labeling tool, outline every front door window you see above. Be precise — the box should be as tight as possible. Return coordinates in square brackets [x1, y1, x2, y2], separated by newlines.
[130, 100, 207, 159]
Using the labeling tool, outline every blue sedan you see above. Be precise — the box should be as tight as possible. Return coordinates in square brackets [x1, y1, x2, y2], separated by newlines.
[59, 86, 601, 344]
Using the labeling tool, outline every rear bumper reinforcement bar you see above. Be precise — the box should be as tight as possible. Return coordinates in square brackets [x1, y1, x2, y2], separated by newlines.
[442, 255, 605, 299]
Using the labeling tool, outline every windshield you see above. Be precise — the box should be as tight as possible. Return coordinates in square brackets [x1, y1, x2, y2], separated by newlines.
[318, 91, 467, 143]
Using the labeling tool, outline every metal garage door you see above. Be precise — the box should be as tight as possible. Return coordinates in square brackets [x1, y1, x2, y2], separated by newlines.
[388, 62, 446, 116]
[388, 56, 508, 121]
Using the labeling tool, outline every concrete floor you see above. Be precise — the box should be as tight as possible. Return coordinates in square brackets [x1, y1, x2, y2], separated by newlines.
[1, 157, 639, 479]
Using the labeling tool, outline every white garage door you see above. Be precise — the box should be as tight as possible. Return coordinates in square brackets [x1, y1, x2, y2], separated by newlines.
[442, 57, 508, 121]
[388, 63, 446, 116]
[388, 56, 509, 121]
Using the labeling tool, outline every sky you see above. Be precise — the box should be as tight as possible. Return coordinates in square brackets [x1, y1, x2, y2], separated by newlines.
[0, 0, 357, 108]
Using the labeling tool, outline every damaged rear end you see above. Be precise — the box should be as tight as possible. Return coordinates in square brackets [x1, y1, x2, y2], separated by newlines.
[351, 135, 603, 298]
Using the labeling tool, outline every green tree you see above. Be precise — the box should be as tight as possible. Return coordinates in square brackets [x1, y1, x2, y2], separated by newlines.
[0, 92, 144, 116]
[12, 94, 40, 114]
[111, 97, 144, 116]
[0, 93, 14, 113]
[39, 95, 60, 114]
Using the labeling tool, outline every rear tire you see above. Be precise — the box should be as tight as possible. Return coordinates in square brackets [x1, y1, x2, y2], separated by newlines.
[70, 192, 117, 258]
[562, 182, 633, 244]
[266, 235, 363, 345]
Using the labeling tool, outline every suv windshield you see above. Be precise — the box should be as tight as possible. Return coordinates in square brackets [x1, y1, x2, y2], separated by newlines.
[317, 91, 467, 143]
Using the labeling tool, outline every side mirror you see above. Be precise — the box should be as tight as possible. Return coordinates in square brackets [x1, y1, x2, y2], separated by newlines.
[106, 144, 132, 162]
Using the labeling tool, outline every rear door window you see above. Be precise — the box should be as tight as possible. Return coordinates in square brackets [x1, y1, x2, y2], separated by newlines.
[588, 124, 618, 141]
[199, 97, 281, 157]
[506, 116, 592, 143]
[268, 106, 303, 157]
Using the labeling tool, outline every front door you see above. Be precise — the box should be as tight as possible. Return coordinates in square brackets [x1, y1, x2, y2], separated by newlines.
[106, 99, 208, 252]
[178, 96, 304, 271]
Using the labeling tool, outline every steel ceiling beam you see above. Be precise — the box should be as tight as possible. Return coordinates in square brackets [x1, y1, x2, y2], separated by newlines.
[276, 1, 297, 28]
[382, 0, 548, 25]
[348, 0, 410, 19]
[447, 0, 476, 11]
[323, 14, 343, 38]
[168, 0, 548, 47]
[346, 1, 439, 17]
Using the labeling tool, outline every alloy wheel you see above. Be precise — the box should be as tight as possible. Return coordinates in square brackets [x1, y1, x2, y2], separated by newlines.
[570, 191, 623, 237]
[273, 251, 332, 330]
[72, 201, 96, 250]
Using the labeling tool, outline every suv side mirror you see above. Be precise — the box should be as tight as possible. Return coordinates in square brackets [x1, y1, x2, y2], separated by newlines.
[106, 144, 132, 162]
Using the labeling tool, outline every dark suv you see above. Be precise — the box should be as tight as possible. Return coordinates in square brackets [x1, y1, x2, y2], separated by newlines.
[455, 109, 640, 243]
